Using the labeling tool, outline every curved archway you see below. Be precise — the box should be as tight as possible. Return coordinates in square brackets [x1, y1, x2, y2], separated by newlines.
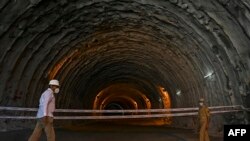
[0, 0, 249, 131]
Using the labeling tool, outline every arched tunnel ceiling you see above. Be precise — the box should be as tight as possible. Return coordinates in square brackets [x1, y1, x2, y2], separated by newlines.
[0, 0, 250, 126]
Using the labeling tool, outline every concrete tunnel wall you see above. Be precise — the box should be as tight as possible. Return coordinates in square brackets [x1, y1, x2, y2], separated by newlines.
[0, 0, 250, 133]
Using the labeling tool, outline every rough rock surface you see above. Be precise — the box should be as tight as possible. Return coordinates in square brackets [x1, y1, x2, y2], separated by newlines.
[0, 0, 249, 133]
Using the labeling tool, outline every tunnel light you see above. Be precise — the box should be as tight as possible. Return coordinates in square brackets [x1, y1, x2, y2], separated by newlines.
[204, 71, 214, 78]
[176, 89, 181, 96]
[158, 97, 162, 102]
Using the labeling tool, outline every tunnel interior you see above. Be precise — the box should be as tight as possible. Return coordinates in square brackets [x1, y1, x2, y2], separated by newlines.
[0, 0, 250, 133]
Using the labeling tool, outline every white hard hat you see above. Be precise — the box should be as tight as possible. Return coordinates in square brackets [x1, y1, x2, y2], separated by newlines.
[49, 79, 60, 86]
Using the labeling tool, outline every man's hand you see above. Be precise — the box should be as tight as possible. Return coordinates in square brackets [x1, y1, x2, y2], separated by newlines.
[206, 117, 210, 129]
[42, 116, 49, 124]
[206, 122, 209, 129]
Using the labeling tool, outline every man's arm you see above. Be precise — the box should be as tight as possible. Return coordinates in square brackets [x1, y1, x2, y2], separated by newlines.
[206, 107, 210, 121]
[206, 107, 210, 129]
[43, 91, 52, 117]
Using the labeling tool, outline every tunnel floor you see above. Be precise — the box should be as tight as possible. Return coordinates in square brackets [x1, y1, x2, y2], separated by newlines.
[0, 122, 223, 141]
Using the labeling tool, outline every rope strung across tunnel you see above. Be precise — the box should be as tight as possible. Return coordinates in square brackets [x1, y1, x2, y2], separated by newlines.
[0, 110, 242, 120]
[240, 105, 250, 112]
[0, 105, 243, 113]
[0, 105, 247, 120]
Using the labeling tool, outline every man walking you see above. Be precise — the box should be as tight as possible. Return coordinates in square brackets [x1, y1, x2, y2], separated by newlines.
[28, 79, 60, 141]
[198, 98, 210, 141]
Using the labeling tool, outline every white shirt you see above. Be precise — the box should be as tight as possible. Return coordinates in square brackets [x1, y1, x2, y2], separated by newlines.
[36, 88, 55, 118]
